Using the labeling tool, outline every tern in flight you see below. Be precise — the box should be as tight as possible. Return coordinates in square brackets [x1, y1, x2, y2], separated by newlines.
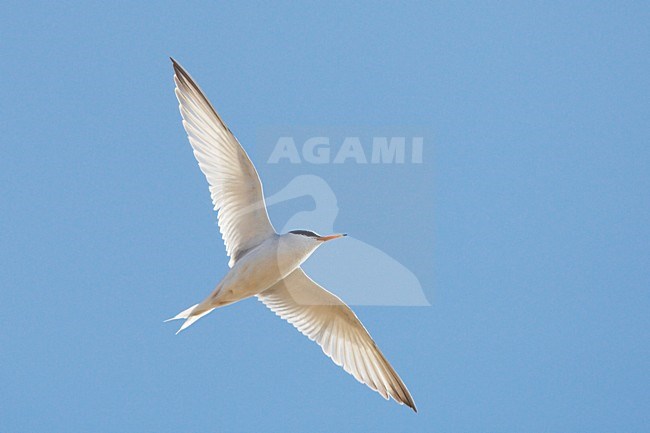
[166, 58, 416, 411]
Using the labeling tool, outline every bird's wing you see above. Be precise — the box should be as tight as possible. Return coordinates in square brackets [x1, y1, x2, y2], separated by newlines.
[256, 268, 417, 411]
[172, 59, 275, 267]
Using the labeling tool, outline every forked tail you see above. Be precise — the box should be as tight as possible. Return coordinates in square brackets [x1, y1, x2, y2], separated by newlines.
[165, 303, 215, 334]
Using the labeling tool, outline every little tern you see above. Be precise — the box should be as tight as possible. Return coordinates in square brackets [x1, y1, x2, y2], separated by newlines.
[166, 58, 417, 411]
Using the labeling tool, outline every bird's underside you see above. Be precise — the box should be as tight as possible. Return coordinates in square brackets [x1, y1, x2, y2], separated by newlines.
[168, 58, 417, 412]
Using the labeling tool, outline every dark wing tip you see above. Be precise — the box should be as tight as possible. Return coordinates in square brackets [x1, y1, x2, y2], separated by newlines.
[399, 389, 417, 412]
[169, 57, 196, 90]
[405, 389, 417, 412]
[170, 57, 181, 72]
[170, 57, 188, 79]
[167, 57, 239, 143]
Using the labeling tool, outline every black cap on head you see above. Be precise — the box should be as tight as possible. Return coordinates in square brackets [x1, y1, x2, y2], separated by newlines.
[289, 230, 320, 238]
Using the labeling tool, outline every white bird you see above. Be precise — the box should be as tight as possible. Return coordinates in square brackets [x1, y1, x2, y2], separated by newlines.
[166, 58, 417, 412]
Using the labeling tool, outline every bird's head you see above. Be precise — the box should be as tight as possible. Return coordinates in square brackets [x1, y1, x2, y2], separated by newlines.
[279, 230, 347, 263]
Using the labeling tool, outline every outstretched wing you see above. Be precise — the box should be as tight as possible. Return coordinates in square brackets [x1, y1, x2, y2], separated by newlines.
[257, 268, 417, 411]
[172, 58, 275, 267]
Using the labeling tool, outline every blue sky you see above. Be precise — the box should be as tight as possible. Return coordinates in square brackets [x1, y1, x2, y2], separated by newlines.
[1, 1, 649, 432]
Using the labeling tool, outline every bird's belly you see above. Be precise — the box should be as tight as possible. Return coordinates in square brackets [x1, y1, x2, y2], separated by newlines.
[212, 243, 300, 304]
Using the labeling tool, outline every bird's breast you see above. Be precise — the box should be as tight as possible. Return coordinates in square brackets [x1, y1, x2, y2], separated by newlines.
[216, 237, 310, 302]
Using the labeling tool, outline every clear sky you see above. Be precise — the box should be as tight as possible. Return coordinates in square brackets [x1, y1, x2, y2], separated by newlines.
[1, 2, 649, 432]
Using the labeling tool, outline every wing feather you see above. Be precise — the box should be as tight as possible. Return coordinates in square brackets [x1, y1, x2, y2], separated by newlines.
[257, 268, 417, 411]
[171, 59, 275, 267]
